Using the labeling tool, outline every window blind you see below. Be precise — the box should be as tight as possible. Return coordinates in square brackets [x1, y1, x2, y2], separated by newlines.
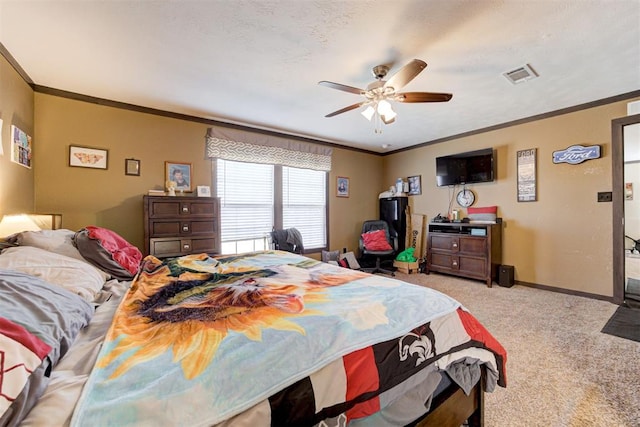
[283, 166, 326, 249]
[217, 160, 274, 242]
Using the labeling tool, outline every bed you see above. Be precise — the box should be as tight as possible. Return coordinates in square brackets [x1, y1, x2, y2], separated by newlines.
[1, 229, 506, 427]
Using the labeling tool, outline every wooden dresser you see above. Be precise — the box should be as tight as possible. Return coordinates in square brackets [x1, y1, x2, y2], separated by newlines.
[143, 195, 220, 258]
[426, 220, 502, 287]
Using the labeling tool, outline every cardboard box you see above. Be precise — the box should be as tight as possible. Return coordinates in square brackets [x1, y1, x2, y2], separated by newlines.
[393, 260, 419, 274]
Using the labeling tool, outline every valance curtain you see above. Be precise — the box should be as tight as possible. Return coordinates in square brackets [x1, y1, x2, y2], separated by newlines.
[205, 127, 332, 171]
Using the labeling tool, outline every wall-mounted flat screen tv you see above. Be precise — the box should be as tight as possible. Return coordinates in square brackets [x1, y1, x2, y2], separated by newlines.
[436, 148, 495, 187]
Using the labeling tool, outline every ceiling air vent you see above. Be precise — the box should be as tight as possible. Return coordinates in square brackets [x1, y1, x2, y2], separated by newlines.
[503, 64, 538, 84]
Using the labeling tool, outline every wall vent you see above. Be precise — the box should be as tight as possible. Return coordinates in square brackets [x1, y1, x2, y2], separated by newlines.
[503, 64, 538, 84]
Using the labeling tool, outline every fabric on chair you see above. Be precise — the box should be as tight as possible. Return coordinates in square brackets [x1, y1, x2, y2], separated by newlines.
[362, 230, 393, 251]
[270, 228, 304, 254]
[359, 220, 397, 276]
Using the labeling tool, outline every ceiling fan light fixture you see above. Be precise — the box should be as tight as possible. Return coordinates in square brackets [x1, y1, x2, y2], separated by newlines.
[361, 105, 375, 121]
[377, 99, 393, 115]
[381, 114, 396, 125]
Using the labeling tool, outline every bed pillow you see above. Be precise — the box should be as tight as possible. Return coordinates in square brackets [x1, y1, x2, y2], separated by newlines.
[0, 269, 93, 427]
[0, 246, 107, 302]
[362, 229, 393, 251]
[7, 229, 87, 262]
[73, 226, 142, 280]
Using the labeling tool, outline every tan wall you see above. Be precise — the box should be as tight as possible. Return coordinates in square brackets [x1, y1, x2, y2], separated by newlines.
[384, 98, 640, 297]
[329, 148, 383, 253]
[0, 54, 34, 215]
[33, 93, 382, 253]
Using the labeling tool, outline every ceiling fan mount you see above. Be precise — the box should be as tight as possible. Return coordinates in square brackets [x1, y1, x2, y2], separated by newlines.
[318, 59, 453, 125]
[372, 64, 390, 80]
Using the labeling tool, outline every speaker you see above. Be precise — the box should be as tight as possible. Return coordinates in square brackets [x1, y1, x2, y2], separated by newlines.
[498, 265, 514, 288]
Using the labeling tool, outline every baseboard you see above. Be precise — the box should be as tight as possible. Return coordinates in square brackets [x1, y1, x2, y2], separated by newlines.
[515, 280, 615, 303]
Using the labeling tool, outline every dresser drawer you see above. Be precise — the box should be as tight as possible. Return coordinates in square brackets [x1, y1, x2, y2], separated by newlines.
[148, 199, 218, 218]
[149, 237, 218, 258]
[149, 219, 217, 237]
[430, 234, 460, 252]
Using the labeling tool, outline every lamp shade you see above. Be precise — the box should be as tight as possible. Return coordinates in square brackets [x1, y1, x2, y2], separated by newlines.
[0, 213, 62, 237]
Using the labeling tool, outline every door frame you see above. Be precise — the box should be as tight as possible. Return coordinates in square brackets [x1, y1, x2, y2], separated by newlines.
[612, 112, 640, 305]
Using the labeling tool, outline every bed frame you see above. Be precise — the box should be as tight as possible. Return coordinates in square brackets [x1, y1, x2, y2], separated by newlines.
[409, 371, 485, 427]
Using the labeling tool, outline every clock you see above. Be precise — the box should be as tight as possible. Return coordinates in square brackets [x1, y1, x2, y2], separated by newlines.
[456, 189, 475, 207]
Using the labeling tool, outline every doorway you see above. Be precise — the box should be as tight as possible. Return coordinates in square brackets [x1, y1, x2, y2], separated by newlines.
[613, 112, 640, 306]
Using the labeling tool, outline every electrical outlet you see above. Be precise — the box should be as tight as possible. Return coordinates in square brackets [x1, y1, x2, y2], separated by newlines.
[597, 191, 612, 202]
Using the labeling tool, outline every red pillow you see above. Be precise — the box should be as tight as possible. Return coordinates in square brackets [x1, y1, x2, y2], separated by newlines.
[362, 229, 393, 251]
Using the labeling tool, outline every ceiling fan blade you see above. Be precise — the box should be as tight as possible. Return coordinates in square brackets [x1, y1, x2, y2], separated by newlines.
[396, 92, 453, 103]
[383, 59, 427, 91]
[325, 102, 366, 118]
[318, 81, 365, 95]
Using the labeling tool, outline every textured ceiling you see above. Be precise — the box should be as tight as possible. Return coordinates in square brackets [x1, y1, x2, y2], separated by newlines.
[1, 0, 639, 153]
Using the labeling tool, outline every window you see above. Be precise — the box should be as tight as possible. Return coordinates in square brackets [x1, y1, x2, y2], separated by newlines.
[216, 159, 327, 254]
[283, 166, 326, 249]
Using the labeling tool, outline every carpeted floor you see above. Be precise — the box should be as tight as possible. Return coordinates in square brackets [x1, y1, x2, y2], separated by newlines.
[394, 271, 640, 427]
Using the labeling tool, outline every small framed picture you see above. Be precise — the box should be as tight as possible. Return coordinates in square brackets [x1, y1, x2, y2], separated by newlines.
[11, 125, 32, 169]
[337, 176, 349, 198]
[165, 161, 192, 192]
[125, 158, 140, 176]
[408, 175, 422, 195]
[69, 145, 108, 169]
[197, 185, 211, 197]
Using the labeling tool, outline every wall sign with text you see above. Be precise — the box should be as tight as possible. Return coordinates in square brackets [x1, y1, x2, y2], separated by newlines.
[552, 145, 601, 165]
[517, 148, 537, 202]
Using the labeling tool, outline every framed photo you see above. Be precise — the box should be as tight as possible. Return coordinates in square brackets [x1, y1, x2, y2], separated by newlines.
[336, 176, 349, 197]
[197, 185, 211, 197]
[11, 125, 32, 169]
[125, 158, 140, 176]
[626, 182, 633, 201]
[517, 148, 537, 202]
[69, 145, 108, 169]
[408, 175, 422, 195]
[165, 161, 192, 192]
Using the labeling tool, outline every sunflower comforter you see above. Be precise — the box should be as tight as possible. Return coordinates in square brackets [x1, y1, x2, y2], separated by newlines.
[71, 251, 506, 426]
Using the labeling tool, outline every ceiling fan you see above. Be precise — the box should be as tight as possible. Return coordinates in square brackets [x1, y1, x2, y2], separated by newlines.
[319, 59, 452, 132]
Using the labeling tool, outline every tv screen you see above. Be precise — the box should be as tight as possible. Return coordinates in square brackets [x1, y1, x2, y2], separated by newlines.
[436, 148, 495, 187]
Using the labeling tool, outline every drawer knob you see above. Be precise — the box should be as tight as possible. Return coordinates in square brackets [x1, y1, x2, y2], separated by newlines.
[182, 207, 189, 213]
[183, 244, 191, 250]
[182, 225, 189, 232]
[452, 261, 458, 266]
[452, 242, 458, 248]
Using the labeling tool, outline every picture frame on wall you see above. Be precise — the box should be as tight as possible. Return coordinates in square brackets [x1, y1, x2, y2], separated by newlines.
[337, 176, 349, 197]
[165, 161, 192, 192]
[517, 148, 537, 202]
[125, 158, 140, 176]
[408, 175, 422, 195]
[11, 125, 32, 169]
[69, 145, 108, 170]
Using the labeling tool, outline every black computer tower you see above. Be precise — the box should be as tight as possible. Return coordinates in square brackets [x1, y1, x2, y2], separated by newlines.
[379, 196, 408, 251]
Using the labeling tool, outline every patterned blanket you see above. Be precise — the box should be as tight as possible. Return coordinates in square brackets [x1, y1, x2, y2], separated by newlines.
[71, 251, 505, 426]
